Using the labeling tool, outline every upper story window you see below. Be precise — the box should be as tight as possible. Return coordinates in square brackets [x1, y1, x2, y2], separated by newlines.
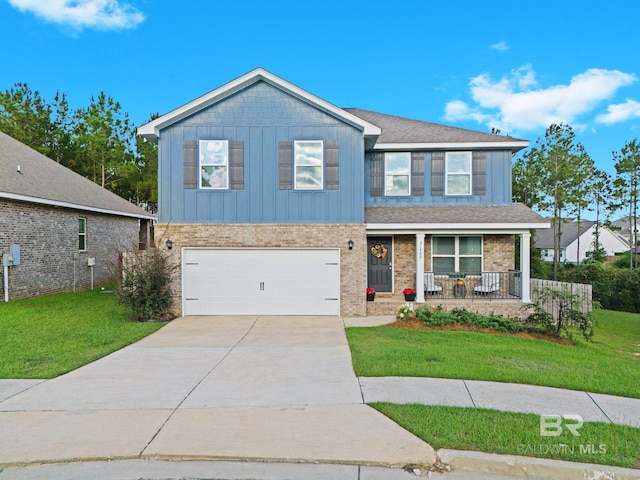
[445, 151, 472, 195]
[294, 140, 324, 190]
[199, 140, 229, 189]
[78, 217, 87, 251]
[432, 235, 482, 274]
[385, 152, 411, 196]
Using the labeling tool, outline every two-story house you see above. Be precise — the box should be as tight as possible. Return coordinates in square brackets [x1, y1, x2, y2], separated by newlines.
[138, 68, 548, 318]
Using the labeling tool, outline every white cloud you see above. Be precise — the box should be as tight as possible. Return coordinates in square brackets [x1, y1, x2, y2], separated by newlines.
[445, 66, 637, 132]
[8, 0, 145, 30]
[596, 99, 640, 124]
[490, 41, 510, 52]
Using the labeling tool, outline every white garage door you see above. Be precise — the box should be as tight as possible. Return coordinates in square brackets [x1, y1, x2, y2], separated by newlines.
[183, 248, 340, 316]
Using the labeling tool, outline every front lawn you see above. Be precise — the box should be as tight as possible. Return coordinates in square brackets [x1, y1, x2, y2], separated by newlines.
[346, 309, 640, 398]
[373, 403, 640, 469]
[0, 290, 166, 378]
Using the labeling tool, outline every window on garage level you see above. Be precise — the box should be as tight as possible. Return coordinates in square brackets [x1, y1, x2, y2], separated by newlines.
[294, 140, 324, 189]
[385, 152, 411, 196]
[199, 140, 229, 189]
[432, 235, 482, 274]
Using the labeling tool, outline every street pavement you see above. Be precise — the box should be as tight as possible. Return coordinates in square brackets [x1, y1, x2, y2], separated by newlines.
[0, 315, 638, 479]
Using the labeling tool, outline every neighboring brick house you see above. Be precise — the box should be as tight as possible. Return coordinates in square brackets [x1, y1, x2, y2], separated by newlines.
[138, 68, 548, 317]
[0, 131, 155, 300]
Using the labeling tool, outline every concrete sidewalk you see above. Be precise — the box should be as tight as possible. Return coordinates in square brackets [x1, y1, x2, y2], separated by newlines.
[359, 377, 640, 428]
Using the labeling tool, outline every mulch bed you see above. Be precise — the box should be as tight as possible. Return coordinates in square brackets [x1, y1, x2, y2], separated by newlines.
[387, 319, 572, 345]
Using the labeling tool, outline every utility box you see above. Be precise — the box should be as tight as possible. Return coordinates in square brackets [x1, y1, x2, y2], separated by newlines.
[9, 244, 20, 266]
[2, 253, 14, 267]
[87, 257, 96, 266]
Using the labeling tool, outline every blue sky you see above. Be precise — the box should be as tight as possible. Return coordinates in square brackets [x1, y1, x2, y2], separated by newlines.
[2, 0, 639, 185]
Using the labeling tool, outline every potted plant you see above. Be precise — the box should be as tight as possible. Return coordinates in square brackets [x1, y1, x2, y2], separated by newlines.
[366, 287, 376, 301]
[403, 288, 416, 301]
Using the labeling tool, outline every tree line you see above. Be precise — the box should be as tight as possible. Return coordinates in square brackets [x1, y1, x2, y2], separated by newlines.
[513, 123, 640, 278]
[0, 83, 158, 212]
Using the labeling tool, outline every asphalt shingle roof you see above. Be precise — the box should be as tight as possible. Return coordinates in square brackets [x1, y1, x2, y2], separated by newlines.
[365, 204, 548, 225]
[534, 219, 596, 248]
[0, 130, 153, 219]
[345, 108, 527, 146]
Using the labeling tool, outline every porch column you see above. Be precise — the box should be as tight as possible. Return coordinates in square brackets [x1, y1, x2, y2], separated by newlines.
[520, 231, 531, 303]
[416, 233, 425, 303]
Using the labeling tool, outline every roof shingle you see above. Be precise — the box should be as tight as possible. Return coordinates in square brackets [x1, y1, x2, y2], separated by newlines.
[366, 204, 548, 226]
[345, 108, 527, 147]
[0, 130, 153, 219]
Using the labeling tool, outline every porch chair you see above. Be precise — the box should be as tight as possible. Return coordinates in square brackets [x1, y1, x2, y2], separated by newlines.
[473, 272, 500, 296]
[424, 272, 443, 295]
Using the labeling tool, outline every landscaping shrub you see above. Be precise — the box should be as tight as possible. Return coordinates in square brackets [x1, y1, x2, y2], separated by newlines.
[414, 306, 534, 333]
[115, 248, 175, 321]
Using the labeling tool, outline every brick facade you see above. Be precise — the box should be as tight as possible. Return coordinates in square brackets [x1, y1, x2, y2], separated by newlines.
[0, 199, 143, 300]
[157, 223, 367, 317]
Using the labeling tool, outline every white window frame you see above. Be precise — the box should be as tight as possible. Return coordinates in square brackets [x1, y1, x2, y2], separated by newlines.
[199, 140, 229, 190]
[78, 217, 87, 252]
[294, 140, 324, 190]
[432, 235, 483, 274]
[445, 151, 472, 195]
[384, 152, 411, 196]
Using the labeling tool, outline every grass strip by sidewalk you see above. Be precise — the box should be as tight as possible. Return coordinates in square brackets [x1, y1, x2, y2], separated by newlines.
[346, 309, 640, 398]
[372, 403, 640, 469]
[0, 290, 166, 379]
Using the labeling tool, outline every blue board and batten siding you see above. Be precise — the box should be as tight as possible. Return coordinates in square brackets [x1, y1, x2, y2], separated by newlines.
[158, 81, 365, 224]
[364, 150, 513, 206]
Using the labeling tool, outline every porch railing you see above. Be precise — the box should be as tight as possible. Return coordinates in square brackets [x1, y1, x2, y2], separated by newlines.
[424, 271, 522, 300]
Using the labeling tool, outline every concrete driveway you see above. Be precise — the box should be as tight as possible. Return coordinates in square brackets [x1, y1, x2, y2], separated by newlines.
[0, 316, 435, 467]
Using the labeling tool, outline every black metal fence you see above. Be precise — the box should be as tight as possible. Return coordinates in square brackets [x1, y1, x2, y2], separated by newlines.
[424, 271, 522, 300]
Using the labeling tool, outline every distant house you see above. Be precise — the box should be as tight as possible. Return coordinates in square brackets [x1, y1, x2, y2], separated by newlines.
[138, 68, 548, 318]
[0, 131, 155, 300]
[535, 219, 629, 264]
[611, 216, 639, 247]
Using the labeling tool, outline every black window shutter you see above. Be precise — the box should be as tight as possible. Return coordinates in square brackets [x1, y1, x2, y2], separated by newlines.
[279, 141, 293, 190]
[370, 152, 384, 196]
[325, 141, 339, 190]
[472, 151, 486, 195]
[431, 152, 444, 196]
[183, 140, 197, 189]
[411, 152, 425, 196]
[229, 141, 244, 190]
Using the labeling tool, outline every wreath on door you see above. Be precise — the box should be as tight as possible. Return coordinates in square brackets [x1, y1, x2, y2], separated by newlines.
[370, 244, 388, 259]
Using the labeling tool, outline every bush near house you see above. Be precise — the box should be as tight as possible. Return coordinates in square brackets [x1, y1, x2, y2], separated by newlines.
[115, 248, 176, 322]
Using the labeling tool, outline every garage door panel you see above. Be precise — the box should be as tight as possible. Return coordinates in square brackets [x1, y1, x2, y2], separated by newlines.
[183, 249, 340, 316]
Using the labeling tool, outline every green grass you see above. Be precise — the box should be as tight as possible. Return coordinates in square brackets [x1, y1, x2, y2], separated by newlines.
[0, 290, 166, 379]
[372, 404, 640, 469]
[346, 309, 640, 398]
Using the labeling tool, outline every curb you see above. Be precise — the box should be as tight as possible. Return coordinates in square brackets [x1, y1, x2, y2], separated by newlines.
[438, 449, 640, 479]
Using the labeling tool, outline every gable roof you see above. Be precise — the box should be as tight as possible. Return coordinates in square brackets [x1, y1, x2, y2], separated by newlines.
[0, 131, 154, 220]
[535, 219, 597, 248]
[345, 108, 529, 151]
[138, 68, 381, 141]
[366, 204, 548, 231]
